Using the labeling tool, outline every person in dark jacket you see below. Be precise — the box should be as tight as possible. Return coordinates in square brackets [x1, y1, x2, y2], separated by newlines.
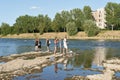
[35, 38, 41, 51]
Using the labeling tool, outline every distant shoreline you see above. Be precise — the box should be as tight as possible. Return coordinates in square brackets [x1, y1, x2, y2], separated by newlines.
[0, 31, 120, 40]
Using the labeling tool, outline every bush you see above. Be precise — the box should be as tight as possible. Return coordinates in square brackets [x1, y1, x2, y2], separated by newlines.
[66, 22, 78, 36]
[83, 20, 100, 37]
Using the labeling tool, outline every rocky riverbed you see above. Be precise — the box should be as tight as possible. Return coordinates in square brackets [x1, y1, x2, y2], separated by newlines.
[71, 58, 120, 80]
[1, 52, 120, 80]
[0, 51, 71, 80]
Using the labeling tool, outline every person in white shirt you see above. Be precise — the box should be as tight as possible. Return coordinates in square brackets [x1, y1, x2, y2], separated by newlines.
[63, 36, 68, 55]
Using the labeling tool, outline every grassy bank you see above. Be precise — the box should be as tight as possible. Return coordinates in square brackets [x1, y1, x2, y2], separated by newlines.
[0, 31, 120, 40]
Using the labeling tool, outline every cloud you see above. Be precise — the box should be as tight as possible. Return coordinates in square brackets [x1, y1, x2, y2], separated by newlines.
[29, 6, 40, 10]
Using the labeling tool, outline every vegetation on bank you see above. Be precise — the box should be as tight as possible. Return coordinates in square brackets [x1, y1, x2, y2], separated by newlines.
[0, 2, 120, 37]
[1, 31, 120, 40]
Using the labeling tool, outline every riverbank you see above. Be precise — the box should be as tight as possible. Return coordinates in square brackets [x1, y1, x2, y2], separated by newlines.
[0, 31, 120, 40]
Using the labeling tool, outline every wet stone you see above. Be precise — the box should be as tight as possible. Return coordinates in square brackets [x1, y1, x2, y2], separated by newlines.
[72, 76, 88, 80]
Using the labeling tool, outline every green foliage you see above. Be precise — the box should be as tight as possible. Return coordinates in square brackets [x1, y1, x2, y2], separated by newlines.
[105, 2, 120, 30]
[13, 14, 51, 35]
[37, 15, 45, 34]
[83, 6, 93, 20]
[60, 10, 71, 32]
[66, 22, 78, 36]
[44, 15, 52, 32]
[0, 27, 1, 35]
[14, 15, 34, 33]
[70, 8, 85, 31]
[38, 23, 44, 35]
[0, 23, 11, 36]
[83, 20, 100, 37]
[52, 13, 62, 32]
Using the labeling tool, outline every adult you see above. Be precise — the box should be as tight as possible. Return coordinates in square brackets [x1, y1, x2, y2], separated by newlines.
[38, 39, 41, 51]
[63, 36, 68, 55]
[54, 37, 59, 54]
[35, 38, 39, 51]
[59, 38, 62, 54]
[46, 38, 50, 52]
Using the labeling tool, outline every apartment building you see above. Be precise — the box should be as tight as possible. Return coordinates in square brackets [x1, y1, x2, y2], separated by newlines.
[92, 8, 106, 29]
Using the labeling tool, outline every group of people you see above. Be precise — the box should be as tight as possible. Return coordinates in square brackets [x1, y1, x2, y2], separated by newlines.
[53, 36, 68, 55]
[34, 36, 68, 55]
[35, 38, 50, 52]
[35, 38, 41, 51]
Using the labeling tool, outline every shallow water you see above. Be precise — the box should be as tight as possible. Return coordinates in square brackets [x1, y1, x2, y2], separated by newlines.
[1, 38, 120, 79]
[13, 63, 102, 80]
[115, 72, 120, 77]
[0, 38, 120, 57]
[0, 62, 5, 64]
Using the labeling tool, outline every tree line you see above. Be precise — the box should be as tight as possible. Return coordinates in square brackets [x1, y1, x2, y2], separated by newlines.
[0, 2, 120, 36]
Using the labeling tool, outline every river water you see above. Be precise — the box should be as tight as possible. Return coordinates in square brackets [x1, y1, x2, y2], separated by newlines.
[0, 38, 120, 80]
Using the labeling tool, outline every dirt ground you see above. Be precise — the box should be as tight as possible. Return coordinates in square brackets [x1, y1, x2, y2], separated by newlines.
[1, 31, 120, 40]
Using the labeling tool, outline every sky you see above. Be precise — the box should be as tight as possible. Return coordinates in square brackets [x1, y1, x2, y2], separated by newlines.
[0, 0, 120, 26]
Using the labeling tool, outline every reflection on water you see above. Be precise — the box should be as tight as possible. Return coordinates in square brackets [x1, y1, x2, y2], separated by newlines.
[93, 47, 106, 66]
[93, 40, 107, 66]
[14, 63, 102, 80]
[54, 62, 58, 73]
[72, 50, 94, 68]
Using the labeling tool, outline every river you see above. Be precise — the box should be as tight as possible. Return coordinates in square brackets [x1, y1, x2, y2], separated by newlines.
[0, 38, 120, 80]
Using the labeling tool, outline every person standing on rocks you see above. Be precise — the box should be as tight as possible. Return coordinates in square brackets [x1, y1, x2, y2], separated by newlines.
[38, 39, 41, 51]
[63, 36, 68, 56]
[54, 37, 59, 54]
[46, 38, 50, 52]
[59, 38, 62, 54]
[35, 38, 39, 51]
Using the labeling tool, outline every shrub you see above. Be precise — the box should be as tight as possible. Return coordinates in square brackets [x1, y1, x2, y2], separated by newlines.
[83, 20, 100, 37]
[66, 22, 78, 36]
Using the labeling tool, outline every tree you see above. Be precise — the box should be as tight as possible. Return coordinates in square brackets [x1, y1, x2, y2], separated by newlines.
[60, 10, 71, 32]
[44, 15, 51, 32]
[0, 27, 1, 34]
[0, 22, 11, 36]
[83, 6, 93, 20]
[105, 2, 120, 30]
[70, 8, 85, 31]
[14, 15, 35, 33]
[66, 22, 78, 36]
[52, 13, 63, 32]
[37, 14, 45, 34]
[83, 20, 100, 37]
